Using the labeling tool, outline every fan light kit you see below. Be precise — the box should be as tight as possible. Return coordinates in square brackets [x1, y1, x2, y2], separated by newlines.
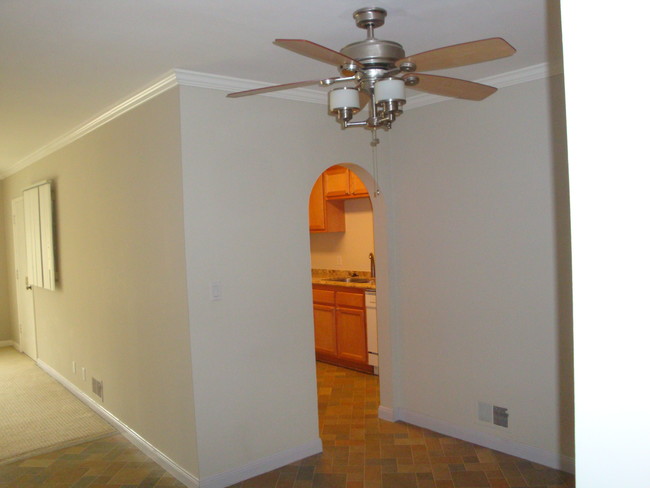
[227, 7, 515, 141]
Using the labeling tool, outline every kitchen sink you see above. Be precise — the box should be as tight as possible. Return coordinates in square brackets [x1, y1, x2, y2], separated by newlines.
[328, 277, 374, 283]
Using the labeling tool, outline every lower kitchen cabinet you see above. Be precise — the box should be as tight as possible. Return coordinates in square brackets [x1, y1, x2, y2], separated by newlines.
[312, 285, 372, 373]
[313, 303, 337, 356]
[336, 306, 367, 364]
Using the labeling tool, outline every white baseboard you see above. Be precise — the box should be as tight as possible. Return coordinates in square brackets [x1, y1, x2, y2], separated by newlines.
[0, 340, 19, 349]
[36, 359, 200, 488]
[377, 405, 395, 422]
[199, 438, 323, 488]
[394, 407, 575, 474]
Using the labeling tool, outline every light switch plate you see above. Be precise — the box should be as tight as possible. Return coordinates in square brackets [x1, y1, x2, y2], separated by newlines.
[210, 281, 222, 301]
[478, 401, 493, 422]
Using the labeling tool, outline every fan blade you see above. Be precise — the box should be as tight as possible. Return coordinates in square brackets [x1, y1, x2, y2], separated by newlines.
[407, 74, 497, 101]
[227, 79, 322, 98]
[274, 39, 361, 68]
[397, 38, 515, 72]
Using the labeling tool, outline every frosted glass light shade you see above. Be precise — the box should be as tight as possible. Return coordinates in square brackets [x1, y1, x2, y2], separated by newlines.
[375, 78, 405, 102]
[329, 87, 361, 111]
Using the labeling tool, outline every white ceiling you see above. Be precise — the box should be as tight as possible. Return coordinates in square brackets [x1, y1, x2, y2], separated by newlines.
[0, 0, 563, 178]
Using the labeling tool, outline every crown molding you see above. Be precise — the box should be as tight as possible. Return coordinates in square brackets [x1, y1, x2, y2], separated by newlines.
[1, 62, 563, 179]
[406, 62, 564, 110]
[174, 69, 326, 105]
[176, 62, 563, 111]
[1, 73, 178, 179]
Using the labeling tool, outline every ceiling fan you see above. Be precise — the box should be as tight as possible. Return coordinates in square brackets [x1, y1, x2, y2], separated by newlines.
[227, 7, 515, 133]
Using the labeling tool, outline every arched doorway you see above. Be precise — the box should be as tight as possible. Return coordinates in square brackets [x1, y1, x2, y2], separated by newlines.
[309, 164, 377, 374]
[306, 162, 397, 422]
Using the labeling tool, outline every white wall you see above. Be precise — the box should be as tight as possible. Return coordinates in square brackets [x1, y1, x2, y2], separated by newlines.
[310, 197, 375, 272]
[1, 88, 199, 477]
[178, 85, 390, 480]
[562, 3, 650, 487]
[390, 76, 574, 468]
[178, 74, 573, 480]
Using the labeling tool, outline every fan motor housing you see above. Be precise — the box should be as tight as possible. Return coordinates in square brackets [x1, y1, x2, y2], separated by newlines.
[340, 38, 405, 68]
[353, 7, 387, 29]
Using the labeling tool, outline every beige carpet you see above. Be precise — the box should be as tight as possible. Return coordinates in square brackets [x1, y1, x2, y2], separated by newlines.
[0, 347, 116, 465]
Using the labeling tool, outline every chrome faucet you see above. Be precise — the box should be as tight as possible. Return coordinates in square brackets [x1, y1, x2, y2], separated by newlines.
[369, 252, 375, 278]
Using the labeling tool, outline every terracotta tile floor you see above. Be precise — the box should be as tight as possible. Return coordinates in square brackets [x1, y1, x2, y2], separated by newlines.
[0, 434, 186, 487]
[0, 362, 575, 487]
[229, 362, 575, 488]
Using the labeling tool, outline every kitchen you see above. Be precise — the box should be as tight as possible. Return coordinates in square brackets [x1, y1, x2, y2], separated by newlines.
[308, 165, 378, 376]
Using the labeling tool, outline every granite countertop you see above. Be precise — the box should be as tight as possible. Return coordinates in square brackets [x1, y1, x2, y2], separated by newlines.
[311, 269, 376, 291]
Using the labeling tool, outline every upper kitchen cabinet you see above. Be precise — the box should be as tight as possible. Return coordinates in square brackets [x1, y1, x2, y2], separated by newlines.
[309, 175, 345, 233]
[323, 165, 369, 199]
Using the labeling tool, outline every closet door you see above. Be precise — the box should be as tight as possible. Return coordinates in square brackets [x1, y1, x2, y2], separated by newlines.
[23, 182, 55, 291]
[38, 184, 55, 290]
[23, 186, 43, 288]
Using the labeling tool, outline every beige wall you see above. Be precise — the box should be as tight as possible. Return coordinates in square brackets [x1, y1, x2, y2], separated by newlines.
[390, 75, 573, 464]
[0, 183, 11, 341]
[0, 88, 199, 476]
[310, 197, 375, 272]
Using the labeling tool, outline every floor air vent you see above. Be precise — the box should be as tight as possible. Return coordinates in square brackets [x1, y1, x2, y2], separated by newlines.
[92, 377, 104, 402]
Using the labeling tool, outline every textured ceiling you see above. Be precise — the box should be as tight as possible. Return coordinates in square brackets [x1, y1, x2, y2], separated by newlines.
[0, 0, 563, 177]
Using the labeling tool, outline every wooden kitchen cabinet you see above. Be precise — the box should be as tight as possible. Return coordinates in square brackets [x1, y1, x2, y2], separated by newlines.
[323, 165, 369, 199]
[312, 284, 372, 373]
[313, 303, 337, 356]
[349, 170, 369, 197]
[309, 175, 345, 233]
[336, 307, 367, 364]
[323, 165, 350, 198]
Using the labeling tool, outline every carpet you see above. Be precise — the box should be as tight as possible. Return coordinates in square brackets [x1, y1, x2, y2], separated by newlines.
[0, 347, 116, 465]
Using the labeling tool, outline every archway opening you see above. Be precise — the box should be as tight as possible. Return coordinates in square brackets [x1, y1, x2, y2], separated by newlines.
[308, 164, 378, 375]
[305, 162, 396, 441]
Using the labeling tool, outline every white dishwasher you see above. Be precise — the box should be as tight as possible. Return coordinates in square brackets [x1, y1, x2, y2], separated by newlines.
[365, 290, 378, 374]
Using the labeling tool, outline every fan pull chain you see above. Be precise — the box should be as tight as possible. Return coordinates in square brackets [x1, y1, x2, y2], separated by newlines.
[370, 129, 381, 197]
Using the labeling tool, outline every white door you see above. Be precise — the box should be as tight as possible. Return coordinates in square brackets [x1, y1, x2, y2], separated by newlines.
[12, 198, 37, 360]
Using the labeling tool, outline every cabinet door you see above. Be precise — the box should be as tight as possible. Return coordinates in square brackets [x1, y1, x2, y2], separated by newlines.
[309, 175, 345, 233]
[336, 307, 367, 364]
[349, 171, 369, 197]
[309, 175, 326, 231]
[314, 304, 337, 356]
[323, 166, 350, 198]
